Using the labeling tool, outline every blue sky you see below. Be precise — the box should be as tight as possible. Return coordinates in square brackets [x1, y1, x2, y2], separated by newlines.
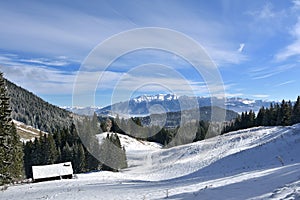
[0, 0, 300, 107]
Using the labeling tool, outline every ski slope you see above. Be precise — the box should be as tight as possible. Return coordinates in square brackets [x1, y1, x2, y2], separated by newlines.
[2, 124, 300, 199]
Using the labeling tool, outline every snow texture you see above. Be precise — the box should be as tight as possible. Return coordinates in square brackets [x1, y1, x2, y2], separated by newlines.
[2, 124, 300, 199]
[32, 162, 73, 180]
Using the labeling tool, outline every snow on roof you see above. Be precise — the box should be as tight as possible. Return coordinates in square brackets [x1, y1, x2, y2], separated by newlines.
[32, 162, 73, 180]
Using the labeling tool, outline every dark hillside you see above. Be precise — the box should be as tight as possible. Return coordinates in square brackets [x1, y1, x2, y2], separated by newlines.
[6, 79, 72, 133]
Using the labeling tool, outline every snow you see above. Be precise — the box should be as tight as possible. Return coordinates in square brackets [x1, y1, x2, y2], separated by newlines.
[32, 162, 73, 180]
[97, 132, 162, 168]
[13, 120, 48, 142]
[133, 94, 178, 103]
[2, 124, 300, 199]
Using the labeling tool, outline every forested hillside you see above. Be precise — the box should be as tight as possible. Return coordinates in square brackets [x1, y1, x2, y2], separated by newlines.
[6, 79, 73, 133]
[141, 106, 238, 127]
[223, 97, 300, 133]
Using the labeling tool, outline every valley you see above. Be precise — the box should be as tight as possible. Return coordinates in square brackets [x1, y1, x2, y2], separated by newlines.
[2, 124, 300, 199]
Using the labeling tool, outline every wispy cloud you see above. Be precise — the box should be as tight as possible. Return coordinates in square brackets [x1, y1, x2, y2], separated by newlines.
[246, 2, 288, 38]
[292, 0, 300, 10]
[275, 80, 295, 87]
[249, 64, 296, 80]
[0, 64, 76, 95]
[0, 54, 77, 95]
[0, 1, 136, 59]
[255, 3, 275, 19]
[206, 46, 248, 66]
[238, 43, 245, 53]
[275, 17, 300, 61]
[247, 2, 282, 20]
[19, 58, 71, 67]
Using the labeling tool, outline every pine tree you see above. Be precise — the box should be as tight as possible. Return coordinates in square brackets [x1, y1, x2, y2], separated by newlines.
[256, 107, 265, 126]
[46, 134, 58, 164]
[62, 142, 73, 162]
[78, 144, 86, 172]
[9, 122, 24, 179]
[100, 133, 127, 172]
[279, 100, 292, 126]
[247, 110, 256, 128]
[292, 96, 300, 124]
[0, 72, 24, 185]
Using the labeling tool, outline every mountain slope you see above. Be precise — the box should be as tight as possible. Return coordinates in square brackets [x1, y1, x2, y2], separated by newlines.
[2, 124, 300, 199]
[13, 120, 48, 142]
[141, 106, 238, 127]
[6, 79, 73, 133]
[122, 124, 300, 181]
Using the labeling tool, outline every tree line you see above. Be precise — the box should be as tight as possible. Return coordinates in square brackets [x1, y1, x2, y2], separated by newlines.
[23, 116, 128, 179]
[23, 123, 99, 178]
[223, 96, 300, 133]
[6, 78, 73, 133]
[0, 72, 128, 184]
[104, 115, 214, 147]
[0, 73, 23, 185]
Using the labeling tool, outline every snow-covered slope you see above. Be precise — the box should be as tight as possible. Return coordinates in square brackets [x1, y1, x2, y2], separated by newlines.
[13, 120, 48, 142]
[2, 124, 300, 200]
[97, 132, 162, 168]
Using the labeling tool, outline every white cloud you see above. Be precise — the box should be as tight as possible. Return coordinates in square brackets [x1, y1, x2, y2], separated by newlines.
[275, 80, 295, 87]
[0, 55, 76, 95]
[247, 3, 280, 20]
[249, 64, 296, 80]
[246, 2, 287, 37]
[0, 2, 136, 59]
[205, 46, 248, 66]
[238, 43, 245, 53]
[0, 64, 76, 95]
[257, 3, 275, 19]
[293, 0, 300, 10]
[275, 17, 300, 61]
[19, 58, 71, 67]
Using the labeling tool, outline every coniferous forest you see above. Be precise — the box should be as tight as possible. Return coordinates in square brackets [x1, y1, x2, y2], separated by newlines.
[223, 97, 300, 133]
[1, 70, 300, 186]
[0, 73, 24, 185]
[0, 73, 127, 184]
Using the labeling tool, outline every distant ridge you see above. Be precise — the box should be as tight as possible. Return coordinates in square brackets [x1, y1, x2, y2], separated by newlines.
[96, 94, 273, 117]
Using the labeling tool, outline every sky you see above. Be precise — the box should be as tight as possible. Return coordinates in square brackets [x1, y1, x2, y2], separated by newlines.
[0, 0, 300, 107]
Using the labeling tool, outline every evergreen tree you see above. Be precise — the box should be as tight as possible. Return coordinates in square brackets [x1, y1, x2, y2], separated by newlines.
[247, 110, 256, 128]
[262, 107, 271, 126]
[292, 96, 300, 124]
[62, 142, 73, 163]
[278, 100, 292, 126]
[256, 107, 265, 126]
[100, 133, 127, 172]
[223, 96, 300, 135]
[45, 134, 58, 164]
[77, 144, 86, 172]
[10, 122, 24, 178]
[23, 140, 33, 178]
[0, 72, 24, 185]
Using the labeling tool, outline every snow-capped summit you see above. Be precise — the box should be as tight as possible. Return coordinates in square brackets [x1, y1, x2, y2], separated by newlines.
[132, 94, 178, 103]
[96, 95, 274, 117]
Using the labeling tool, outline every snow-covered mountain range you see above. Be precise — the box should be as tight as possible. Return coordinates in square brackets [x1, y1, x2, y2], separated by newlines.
[63, 106, 101, 116]
[95, 94, 273, 117]
[132, 94, 179, 103]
